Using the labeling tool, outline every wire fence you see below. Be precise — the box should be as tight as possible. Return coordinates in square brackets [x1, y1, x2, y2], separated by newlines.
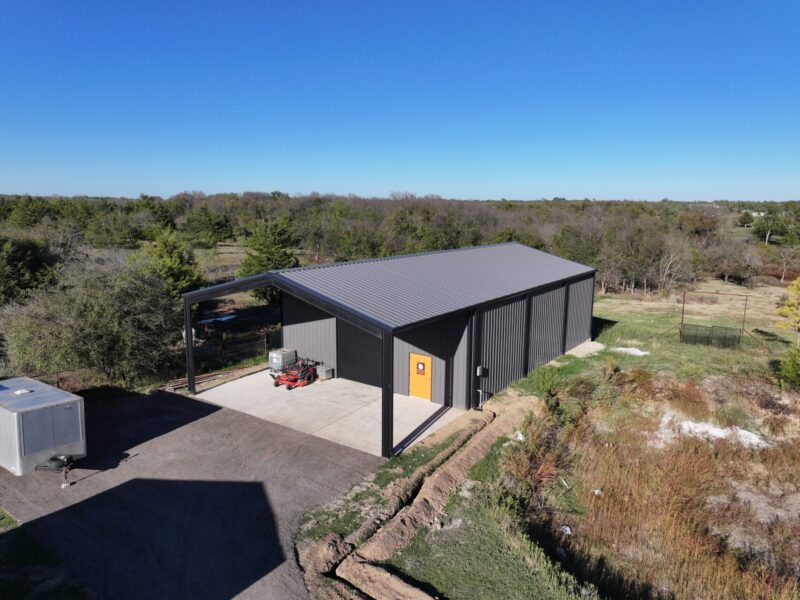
[195, 330, 283, 373]
[681, 323, 742, 348]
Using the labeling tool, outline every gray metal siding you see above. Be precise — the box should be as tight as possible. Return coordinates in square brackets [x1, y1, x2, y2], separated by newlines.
[452, 322, 470, 410]
[392, 313, 469, 406]
[565, 275, 595, 351]
[276, 243, 595, 330]
[282, 295, 337, 370]
[529, 285, 566, 368]
[478, 294, 527, 394]
[394, 338, 445, 404]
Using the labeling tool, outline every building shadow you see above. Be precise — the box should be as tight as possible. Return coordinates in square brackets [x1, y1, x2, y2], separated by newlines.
[76, 391, 221, 471]
[591, 316, 617, 339]
[15, 478, 283, 600]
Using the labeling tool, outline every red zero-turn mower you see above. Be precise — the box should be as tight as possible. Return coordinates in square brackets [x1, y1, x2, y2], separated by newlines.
[271, 358, 319, 390]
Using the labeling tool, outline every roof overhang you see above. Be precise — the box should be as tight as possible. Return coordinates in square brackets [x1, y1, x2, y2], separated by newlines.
[182, 273, 390, 338]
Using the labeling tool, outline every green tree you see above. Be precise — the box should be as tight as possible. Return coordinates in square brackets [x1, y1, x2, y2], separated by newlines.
[737, 211, 754, 227]
[5, 196, 51, 228]
[778, 277, 800, 346]
[184, 206, 232, 247]
[84, 210, 142, 248]
[238, 218, 299, 302]
[143, 230, 206, 298]
[752, 207, 787, 245]
[492, 228, 546, 249]
[1, 264, 181, 383]
[0, 236, 56, 304]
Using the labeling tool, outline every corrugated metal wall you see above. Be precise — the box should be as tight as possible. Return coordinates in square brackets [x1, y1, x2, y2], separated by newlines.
[452, 323, 470, 410]
[336, 319, 382, 387]
[565, 275, 595, 351]
[282, 295, 337, 370]
[478, 294, 527, 394]
[393, 313, 469, 407]
[529, 285, 566, 368]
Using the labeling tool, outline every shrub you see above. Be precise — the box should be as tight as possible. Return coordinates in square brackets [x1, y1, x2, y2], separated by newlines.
[0, 236, 56, 304]
[1, 264, 181, 383]
[527, 368, 566, 399]
[779, 346, 800, 391]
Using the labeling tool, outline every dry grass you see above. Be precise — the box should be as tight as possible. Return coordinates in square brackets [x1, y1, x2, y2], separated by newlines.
[510, 418, 800, 599]
[504, 364, 800, 600]
[661, 380, 710, 421]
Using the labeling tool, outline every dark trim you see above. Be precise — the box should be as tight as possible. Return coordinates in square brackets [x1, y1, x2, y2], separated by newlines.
[590, 274, 596, 340]
[182, 273, 388, 338]
[184, 299, 196, 395]
[469, 309, 481, 408]
[381, 331, 394, 458]
[393, 406, 452, 454]
[561, 281, 571, 354]
[465, 312, 474, 409]
[182, 272, 275, 303]
[522, 291, 533, 375]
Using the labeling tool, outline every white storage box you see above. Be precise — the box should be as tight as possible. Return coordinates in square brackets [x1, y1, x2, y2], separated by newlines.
[0, 377, 86, 476]
[269, 348, 297, 372]
[317, 367, 334, 380]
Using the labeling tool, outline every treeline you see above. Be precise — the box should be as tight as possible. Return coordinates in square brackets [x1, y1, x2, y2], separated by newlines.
[0, 191, 798, 385]
[2, 192, 799, 290]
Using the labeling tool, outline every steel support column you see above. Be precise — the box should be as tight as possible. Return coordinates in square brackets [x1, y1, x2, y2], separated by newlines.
[522, 291, 533, 375]
[381, 331, 394, 458]
[184, 299, 196, 395]
[561, 282, 571, 354]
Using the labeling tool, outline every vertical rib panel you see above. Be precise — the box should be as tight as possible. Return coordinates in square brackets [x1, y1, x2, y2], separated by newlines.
[529, 285, 566, 368]
[479, 294, 527, 394]
[565, 275, 595, 351]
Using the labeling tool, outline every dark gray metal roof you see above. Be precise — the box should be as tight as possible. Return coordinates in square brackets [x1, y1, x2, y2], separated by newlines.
[270, 243, 594, 331]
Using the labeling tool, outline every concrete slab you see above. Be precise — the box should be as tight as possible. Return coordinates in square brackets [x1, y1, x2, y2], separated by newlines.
[198, 373, 464, 456]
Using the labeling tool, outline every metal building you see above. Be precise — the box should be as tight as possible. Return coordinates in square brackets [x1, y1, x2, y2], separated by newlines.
[183, 243, 595, 457]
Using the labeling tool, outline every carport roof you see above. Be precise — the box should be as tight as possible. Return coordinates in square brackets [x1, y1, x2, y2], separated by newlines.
[184, 243, 594, 333]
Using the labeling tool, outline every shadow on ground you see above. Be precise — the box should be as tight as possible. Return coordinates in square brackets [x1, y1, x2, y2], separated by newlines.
[76, 391, 220, 471]
[18, 478, 283, 600]
[591, 316, 618, 339]
[753, 328, 791, 346]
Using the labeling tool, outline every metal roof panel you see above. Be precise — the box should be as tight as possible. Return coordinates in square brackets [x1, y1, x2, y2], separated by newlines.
[274, 243, 594, 330]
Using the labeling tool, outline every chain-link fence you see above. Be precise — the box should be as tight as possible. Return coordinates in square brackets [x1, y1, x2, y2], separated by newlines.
[681, 323, 742, 348]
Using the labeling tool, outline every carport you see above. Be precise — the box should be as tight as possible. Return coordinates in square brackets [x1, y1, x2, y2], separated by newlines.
[182, 243, 596, 458]
[196, 374, 462, 456]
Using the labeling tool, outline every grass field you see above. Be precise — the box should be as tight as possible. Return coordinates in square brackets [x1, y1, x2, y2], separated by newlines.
[387, 279, 800, 600]
[389, 439, 599, 600]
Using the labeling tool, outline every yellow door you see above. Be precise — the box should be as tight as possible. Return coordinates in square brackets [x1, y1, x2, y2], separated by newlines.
[409, 353, 432, 400]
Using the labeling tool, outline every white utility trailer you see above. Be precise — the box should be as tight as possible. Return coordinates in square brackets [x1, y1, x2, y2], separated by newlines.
[0, 377, 86, 476]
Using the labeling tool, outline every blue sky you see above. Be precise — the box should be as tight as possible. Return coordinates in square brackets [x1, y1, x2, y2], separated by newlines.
[1, 1, 798, 200]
